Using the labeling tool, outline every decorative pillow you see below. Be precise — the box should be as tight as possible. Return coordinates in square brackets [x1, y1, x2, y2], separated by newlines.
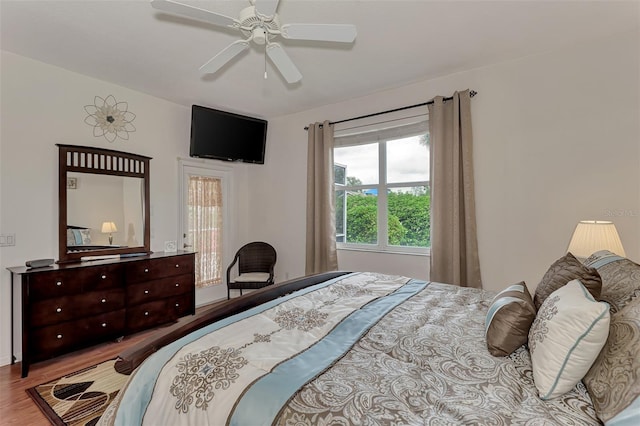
[584, 250, 640, 314]
[528, 279, 610, 400]
[533, 252, 602, 310]
[583, 294, 640, 424]
[66, 229, 76, 246]
[485, 281, 536, 356]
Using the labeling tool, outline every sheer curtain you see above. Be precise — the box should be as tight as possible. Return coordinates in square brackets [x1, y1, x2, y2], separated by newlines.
[306, 120, 338, 274]
[428, 89, 482, 288]
[188, 175, 223, 288]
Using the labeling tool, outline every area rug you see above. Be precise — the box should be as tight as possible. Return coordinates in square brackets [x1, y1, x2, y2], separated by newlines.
[26, 359, 129, 426]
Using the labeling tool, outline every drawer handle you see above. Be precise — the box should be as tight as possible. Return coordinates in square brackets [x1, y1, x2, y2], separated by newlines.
[144, 290, 149, 294]
[56, 307, 62, 313]
[144, 268, 149, 273]
[57, 334, 63, 339]
[144, 311, 149, 316]
[56, 281, 62, 286]
[102, 322, 107, 327]
[175, 303, 180, 307]
[175, 283, 180, 287]
[101, 274, 107, 279]
[175, 264, 179, 268]
[101, 298, 107, 303]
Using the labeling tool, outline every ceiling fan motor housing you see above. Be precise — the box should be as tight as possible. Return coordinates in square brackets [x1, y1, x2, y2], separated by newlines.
[239, 6, 280, 45]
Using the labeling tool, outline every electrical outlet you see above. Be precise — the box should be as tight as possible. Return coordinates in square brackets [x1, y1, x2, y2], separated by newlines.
[0, 234, 16, 247]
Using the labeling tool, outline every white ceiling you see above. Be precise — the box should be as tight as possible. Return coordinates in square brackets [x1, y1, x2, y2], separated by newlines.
[1, 0, 638, 119]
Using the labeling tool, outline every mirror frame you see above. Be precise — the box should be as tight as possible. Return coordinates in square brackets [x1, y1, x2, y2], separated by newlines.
[58, 144, 151, 263]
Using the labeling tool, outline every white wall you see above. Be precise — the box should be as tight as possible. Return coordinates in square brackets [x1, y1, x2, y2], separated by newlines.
[247, 29, 640, 293]
[1, 28, 638, 367]
[0, 51, 249, 366]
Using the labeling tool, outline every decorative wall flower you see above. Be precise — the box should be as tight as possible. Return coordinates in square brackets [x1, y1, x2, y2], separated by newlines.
[84, 95, 136, 142]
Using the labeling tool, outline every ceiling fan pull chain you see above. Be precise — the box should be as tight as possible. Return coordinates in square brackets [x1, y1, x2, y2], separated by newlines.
[264, 35, 268, 79]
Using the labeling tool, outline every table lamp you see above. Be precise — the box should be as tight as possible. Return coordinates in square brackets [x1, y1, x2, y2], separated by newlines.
[567, 220, 625, 260]
[101, 221, 117, 245]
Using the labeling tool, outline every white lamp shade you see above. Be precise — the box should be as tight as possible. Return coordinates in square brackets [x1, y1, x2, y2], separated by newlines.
[101, 221, 117, 233]
[567, 220, 625, 259]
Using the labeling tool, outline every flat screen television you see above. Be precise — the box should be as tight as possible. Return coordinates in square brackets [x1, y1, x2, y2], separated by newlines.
[190, 105, 268, 164]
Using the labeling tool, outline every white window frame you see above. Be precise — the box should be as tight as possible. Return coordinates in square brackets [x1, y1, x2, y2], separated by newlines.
[334, 115, 430, 256]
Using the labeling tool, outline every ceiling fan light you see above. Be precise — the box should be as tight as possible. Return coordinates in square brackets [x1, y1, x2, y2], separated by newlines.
[252, 27, 267, 45]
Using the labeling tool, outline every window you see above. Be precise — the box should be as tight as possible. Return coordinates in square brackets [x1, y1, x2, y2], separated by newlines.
[187, 174, 224, 288]
[334, 120, 430, 254]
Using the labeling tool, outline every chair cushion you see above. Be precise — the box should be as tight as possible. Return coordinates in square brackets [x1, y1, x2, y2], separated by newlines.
[233, 272, 271, 282]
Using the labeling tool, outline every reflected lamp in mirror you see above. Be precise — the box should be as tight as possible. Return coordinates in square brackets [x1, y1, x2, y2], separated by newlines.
[101, 221, 118, 245]
[567, 220, 625, 260]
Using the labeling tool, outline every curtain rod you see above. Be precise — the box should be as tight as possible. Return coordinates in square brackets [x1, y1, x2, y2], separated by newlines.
[303, 90, 477, 131]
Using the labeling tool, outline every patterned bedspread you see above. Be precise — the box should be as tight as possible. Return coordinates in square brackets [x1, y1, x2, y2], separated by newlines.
[99, 272, 600, 425]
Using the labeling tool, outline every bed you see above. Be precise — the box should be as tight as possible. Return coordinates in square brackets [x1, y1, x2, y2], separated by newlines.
[98, 251, 639, 425]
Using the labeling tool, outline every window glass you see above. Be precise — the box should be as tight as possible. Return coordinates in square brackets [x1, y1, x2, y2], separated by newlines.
[387, 135, 429, 184]
[334, 143, 379, 185]
[345, 190, 377, 245]
[387, 186, 430, 247]
[334, 125, 429, 253]
[334, 163, 346, 186]
[335, 190, 345, 243]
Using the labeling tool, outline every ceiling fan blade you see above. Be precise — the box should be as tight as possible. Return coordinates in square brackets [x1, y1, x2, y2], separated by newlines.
[150, 0, 238, 28]
[200, 40, 250, 74]
[266, 43, 302, 84]
[253, 0, 279, 18]
[281, 23, 357, 43]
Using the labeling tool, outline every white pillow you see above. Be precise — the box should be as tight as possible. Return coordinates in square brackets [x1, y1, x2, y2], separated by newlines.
[528, 279, 610, 399]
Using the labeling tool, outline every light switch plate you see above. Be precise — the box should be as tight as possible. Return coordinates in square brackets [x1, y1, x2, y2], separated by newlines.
[0, 234, 16, 247]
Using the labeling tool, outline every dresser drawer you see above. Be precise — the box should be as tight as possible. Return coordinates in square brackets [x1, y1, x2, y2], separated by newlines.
[30, 288, 125, 328]
[127, 299, 173, 333]
[170, 291, 194, 318]
[125, 255, 194, 283]
[31, 309, 125, 360]
[126, 274, 193, 306]
[29, 264, 121, 301]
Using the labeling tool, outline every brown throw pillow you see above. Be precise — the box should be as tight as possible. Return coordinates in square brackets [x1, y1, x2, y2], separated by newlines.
[485, 281, 536, 356]
[533, 252, 602, 310]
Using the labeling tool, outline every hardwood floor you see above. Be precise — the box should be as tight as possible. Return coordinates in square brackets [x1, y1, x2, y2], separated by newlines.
[0, 302, 221, 425]
[0, 328, 158, 425]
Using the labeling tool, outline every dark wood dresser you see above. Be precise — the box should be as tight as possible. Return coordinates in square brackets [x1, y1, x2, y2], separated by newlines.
[8, 251, 195, 377]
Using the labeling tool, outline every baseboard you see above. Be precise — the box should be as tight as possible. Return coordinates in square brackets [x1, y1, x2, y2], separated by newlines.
[0, 352, 19, 367]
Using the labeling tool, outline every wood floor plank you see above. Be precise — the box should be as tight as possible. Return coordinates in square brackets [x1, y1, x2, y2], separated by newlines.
[0, 302, 221, 425]
[0, 330, 153, 425]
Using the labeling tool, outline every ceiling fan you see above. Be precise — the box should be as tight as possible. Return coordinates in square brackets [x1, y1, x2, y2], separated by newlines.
[150, 0, 357, 84]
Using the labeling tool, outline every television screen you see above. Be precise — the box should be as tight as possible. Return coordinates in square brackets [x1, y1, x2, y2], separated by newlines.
[190, 105, 267, 164]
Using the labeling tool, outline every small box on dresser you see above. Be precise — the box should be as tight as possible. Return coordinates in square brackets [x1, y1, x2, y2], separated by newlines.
[7, 251, 195, 377]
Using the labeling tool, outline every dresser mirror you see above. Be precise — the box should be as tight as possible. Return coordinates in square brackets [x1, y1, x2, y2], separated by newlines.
[58, 144, 151, 263]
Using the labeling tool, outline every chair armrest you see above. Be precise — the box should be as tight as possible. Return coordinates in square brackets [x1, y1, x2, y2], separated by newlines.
[226, 254, 239, 283]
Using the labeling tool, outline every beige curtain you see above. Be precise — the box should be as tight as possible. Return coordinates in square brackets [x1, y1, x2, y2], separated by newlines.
[188, 175, 223, 288]
[428, 90, 482, 288]
[305, 120, 338, 274]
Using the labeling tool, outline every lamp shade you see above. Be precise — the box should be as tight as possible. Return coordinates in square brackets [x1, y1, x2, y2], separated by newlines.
[567, 220, 625, 259]
[101, 221, 117, 233]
